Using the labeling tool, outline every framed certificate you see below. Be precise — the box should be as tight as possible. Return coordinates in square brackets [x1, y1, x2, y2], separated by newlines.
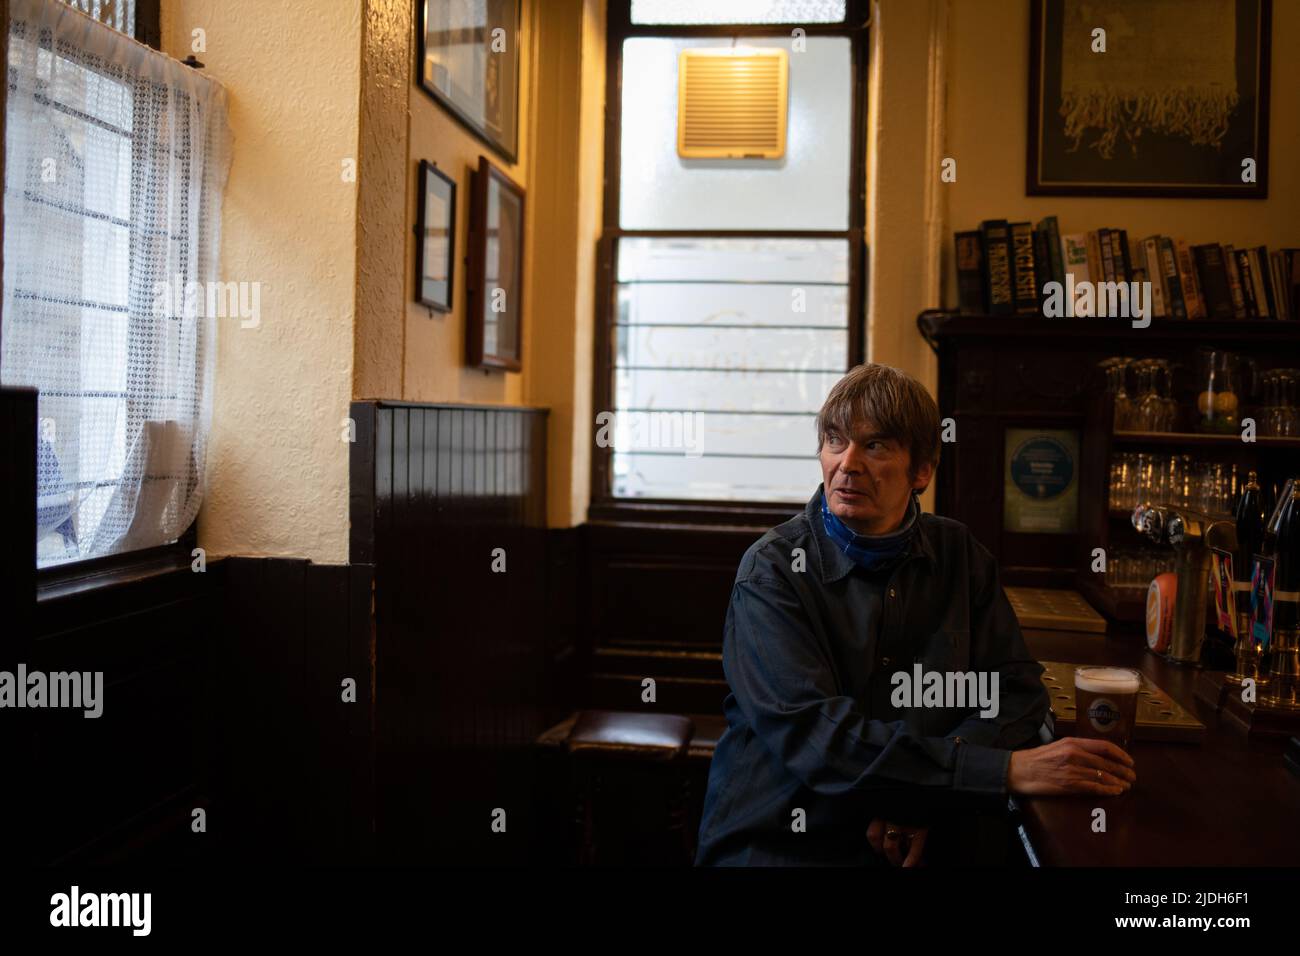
[1003, 428, 1079, 534]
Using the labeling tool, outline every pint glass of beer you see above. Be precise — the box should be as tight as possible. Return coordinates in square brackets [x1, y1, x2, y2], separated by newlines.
[1073, 666, 1142, 752]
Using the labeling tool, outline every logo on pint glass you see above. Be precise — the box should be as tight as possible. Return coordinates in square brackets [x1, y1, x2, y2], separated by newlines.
[1087, 698, 1122, 732]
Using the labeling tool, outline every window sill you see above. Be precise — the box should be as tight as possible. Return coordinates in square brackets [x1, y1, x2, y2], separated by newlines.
[37, 549, 205, 605]
[587, 497, 804, 530]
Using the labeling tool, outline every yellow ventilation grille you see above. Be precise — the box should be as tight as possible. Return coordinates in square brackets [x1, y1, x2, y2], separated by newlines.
[677, 48, 789, 159]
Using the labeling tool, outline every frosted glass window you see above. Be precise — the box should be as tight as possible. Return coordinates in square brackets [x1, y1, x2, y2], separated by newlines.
[612, 237, 849, 502]
[620, 36, 850, 230]
[631, 0, 846, 25]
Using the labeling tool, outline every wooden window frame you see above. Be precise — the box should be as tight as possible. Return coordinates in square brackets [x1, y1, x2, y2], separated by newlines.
[589, 0, 871, 527]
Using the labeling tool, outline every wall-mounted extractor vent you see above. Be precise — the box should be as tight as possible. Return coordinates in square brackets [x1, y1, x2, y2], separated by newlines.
[677, 48, 789, 159]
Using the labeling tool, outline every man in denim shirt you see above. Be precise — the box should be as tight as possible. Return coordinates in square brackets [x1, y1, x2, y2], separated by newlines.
[696, 364, 1135, 866]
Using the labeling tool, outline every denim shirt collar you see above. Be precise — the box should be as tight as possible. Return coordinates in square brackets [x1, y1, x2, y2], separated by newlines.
[805, 483, 934, 583]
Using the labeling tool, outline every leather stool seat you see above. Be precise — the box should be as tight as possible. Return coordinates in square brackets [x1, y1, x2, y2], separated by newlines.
[565, 711, 694, 763]
[562, 710, 697, 865]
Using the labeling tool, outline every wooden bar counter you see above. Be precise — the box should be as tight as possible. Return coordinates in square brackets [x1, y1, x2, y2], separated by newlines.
[1017, 628, 1300, 867]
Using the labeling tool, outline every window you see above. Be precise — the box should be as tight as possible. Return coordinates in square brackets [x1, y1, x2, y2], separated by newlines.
[593, 0, 868, 516]
[1, 0, 231, 568]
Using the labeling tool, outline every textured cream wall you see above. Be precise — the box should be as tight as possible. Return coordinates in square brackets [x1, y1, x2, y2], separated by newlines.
[164, 1, 361, 563]
[354, 0, 411, 401]
[942, 0, 1300, 307]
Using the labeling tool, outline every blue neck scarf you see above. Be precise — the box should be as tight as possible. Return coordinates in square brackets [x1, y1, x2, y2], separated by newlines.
[820, 489, 919, 572]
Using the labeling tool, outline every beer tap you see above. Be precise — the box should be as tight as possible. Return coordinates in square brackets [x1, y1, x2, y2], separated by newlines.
[1131, 503, 1239, 665]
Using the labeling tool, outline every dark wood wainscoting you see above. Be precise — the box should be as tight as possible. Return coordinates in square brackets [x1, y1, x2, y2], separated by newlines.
[13, 558, 374, 866]
[216, 558, 374, 864]
[581, 522, 770, 715]
[349, 400, 555, 863]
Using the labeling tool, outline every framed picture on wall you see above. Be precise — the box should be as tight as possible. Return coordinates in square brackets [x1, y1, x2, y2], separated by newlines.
[467, 156, 525, 372]
[1028, 0, 1271, 197]
[1003, 428, 1079, 534]
[417, 0, 521, 163]
[416, 160, 456, 312]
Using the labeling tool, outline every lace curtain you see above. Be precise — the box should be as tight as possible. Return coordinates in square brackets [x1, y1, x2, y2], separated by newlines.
[1, 0, 232, 567]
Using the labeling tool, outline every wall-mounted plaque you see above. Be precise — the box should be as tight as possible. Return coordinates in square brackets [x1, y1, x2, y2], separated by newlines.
[1004, 428, 1079, 534]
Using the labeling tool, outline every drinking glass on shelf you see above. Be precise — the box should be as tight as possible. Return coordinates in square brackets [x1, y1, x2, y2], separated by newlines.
[1259, 370, 1279, 437]
[1164, 455, 1184, 508]
[1280, 369, 1299, 437]
[1131, 360, 1160, 431]
[1100, 357, 1134, 431]
[1107, 551, 1127, 590]
[1156, 360, 1178, 431]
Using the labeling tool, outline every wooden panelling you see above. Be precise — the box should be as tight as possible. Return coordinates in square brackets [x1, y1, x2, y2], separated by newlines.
[582, 521, 773, 715]
[2, 388, 38, 866]
[23, 563, 218, 865]
[350, 400, 552, 863]
[217, 558, 375, 863]
[11, 557, 374, 866]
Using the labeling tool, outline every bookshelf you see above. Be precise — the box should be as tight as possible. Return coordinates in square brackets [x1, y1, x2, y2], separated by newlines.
[919, 309, 1300, 625]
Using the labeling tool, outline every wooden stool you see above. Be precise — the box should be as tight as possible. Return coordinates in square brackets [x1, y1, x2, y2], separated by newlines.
[564, 711, 695, 866]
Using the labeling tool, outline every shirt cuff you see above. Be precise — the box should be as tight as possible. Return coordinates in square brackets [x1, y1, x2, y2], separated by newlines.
[953, 741, 1011, 794]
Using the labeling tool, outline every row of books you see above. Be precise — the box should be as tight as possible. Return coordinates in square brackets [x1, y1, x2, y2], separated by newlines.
[955, 216, 1300, 320]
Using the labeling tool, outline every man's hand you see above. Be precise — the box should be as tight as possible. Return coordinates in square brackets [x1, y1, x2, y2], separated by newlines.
[1007, 737, 1136, 796]
[867, 818, 928, 867]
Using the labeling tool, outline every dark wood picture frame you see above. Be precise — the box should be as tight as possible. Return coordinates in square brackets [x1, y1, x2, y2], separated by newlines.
[416, 0, 522, 164]
[1027, 0, 1271, 198]
[466, 156, 525, 372]
[415, 160, 456, 312]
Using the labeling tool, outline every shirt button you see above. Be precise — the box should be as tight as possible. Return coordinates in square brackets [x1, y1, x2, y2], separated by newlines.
[888, 588, 896, 598]
[882, 656, 892, 666]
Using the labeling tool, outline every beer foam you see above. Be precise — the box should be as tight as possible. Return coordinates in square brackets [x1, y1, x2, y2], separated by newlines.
[1074, 667, 1141, 694]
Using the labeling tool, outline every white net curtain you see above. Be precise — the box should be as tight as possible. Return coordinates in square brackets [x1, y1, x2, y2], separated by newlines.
[1, 0, 232, 567]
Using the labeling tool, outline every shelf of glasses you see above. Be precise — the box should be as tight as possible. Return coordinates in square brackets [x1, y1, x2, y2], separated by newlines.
[1112, 431, 1300, 448]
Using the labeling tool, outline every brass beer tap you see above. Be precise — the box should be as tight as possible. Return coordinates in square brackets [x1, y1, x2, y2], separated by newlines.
[1132, 503, 1239, 665]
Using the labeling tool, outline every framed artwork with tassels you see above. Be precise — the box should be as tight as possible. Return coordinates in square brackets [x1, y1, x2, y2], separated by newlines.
[1027, 0, 1271, 198]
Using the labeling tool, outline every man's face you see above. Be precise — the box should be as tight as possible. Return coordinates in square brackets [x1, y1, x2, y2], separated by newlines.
[819, 422, 933, 535]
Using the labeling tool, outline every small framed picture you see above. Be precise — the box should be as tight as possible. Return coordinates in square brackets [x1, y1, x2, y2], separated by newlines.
[416, 160, 456, 312]
[417, 0, 521, 163]
[467, 155, 525, 372]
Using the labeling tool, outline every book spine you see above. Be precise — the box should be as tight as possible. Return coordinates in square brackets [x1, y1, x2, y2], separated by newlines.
[1033, 227, 1052, 310]
[1285, 249, 1300, 320]
[1043, 216, 1065, 287]
[1117, 229, 1133, 282]
[1250, 247, 1273, 317]
[1270, 252, 1289, 320]
[1235, 248, 1259, 317]
[1099, 229, 1116, 283]
[1141, 237, 1166, 318]
[1159, 237, 1187, 319]
[1085, 230, 1103, 288]
[954, 230, 986, 314]
[1175, 239, 1205, 318]
[980, 220, 1013, 314]
[1222, 244, 1247, 319]
[1062, 234, 1090, 317]
[1010, 221, 1039, 314]
[1192, 244, 1235, 320]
